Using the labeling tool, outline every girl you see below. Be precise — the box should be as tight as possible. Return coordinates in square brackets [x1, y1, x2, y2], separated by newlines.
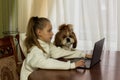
[20, 16, 91, 80]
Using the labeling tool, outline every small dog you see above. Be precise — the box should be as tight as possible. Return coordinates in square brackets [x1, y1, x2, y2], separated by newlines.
[54, 24, 77, 51]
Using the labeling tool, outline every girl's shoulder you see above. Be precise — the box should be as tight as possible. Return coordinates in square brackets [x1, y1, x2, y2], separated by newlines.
[30, 46, 43, 53]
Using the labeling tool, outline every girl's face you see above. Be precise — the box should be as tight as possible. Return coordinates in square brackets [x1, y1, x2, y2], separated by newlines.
[37, 22, 53, 43]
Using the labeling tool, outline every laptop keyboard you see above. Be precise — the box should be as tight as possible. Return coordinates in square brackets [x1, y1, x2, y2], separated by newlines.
[70, 58, 91, 68]
[85, 59, 91, 68]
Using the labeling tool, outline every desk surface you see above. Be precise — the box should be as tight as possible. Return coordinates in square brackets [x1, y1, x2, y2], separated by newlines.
[28, 51, 120, 80]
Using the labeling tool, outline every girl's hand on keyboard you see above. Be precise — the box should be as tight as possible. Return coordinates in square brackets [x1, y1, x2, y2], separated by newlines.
[75, 60, 85, 67]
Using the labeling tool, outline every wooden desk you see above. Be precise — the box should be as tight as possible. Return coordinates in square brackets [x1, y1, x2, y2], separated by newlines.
[28, 51, 120, 80]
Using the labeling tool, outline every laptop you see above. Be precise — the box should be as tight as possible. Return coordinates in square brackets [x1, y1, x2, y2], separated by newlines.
[70, 38, 105, 69]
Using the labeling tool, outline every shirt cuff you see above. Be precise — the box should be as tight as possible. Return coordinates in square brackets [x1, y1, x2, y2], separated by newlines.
[70, 62, 75, 69]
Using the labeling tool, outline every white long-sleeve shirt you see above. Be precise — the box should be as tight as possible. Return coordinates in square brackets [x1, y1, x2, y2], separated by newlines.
[20, 39, 85, 80]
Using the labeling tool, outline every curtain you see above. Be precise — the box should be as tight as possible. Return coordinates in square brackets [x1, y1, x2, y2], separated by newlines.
[18, 0, 48, 32]
[18, 0, 120, 51]
[1, 0, 18, 36]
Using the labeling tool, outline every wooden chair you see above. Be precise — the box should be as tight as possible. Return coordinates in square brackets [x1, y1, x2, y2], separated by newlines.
[0, 36, 19, 80]
[15, 34, 25, 75]
[15, 34, 25, 61]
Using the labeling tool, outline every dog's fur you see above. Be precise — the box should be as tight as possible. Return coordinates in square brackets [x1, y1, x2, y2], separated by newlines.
[54, 24, 77, 51]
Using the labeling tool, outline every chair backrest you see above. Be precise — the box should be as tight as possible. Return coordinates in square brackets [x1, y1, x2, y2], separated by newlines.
[0, 36, 18, 64]
[15, 34, 25, 61]
[0, 36, 19, 80]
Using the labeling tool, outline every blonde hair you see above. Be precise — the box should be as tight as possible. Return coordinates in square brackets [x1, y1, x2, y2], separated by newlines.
[24, 16, 50, 53]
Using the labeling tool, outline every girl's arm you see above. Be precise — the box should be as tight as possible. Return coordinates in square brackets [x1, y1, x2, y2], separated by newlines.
[49, 43, 86, 59]
[26, 46, 75, 70]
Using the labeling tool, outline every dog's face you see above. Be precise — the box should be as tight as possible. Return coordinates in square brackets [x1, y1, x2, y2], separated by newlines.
[54, 24, 77, 50]
[59, 30, 76, 47]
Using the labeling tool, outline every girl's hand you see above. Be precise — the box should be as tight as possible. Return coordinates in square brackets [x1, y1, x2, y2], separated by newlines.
[75, 60, 85, 67]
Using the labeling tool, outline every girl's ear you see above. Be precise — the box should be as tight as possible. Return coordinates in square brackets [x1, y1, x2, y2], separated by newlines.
[36, 29, 42, 36]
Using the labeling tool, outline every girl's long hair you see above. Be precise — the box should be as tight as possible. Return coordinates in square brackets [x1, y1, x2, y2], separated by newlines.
[24, 16, 50, 53]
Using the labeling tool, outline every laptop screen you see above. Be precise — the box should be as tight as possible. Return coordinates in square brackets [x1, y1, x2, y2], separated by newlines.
[90, 38, 105, 67]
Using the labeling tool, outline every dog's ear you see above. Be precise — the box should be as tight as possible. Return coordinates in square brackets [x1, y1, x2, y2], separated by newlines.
[72, 32, 77, 48]
[54, 32, 62, 47]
